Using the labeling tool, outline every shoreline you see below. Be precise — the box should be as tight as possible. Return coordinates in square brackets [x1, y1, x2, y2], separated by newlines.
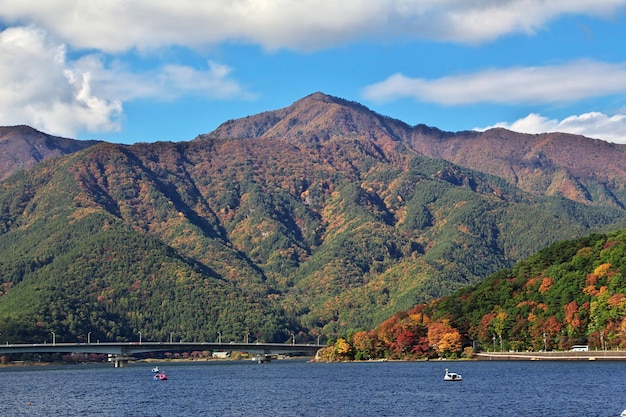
[474, 350, 626, 361]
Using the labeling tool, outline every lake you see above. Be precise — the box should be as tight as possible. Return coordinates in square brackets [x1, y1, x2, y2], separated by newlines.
[1, 359, 625, 416]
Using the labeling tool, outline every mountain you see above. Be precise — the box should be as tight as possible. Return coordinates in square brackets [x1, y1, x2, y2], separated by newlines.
[210, 92, 626, 209]
[318, 229, 626, 360]
[1, 93, 626, 345]
[428, 228, 626, 352]
[0, 125, 100, 181]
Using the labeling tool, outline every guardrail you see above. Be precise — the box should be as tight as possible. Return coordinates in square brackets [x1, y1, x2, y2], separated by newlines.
[0, 341, 324, 356]
[475, 350, 626, 361]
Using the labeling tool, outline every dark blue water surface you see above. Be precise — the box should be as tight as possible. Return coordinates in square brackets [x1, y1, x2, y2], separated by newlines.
[1, 359, 625, 416]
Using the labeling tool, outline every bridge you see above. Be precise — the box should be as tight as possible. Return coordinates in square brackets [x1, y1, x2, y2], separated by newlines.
[0, 341, 324, 367]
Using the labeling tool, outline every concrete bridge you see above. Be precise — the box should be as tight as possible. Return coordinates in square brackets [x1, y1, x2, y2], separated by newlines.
[0, 341, 324, 367]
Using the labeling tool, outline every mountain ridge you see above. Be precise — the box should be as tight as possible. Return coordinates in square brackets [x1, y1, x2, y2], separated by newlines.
[1, 93, 626, 344]
[204, 93, 626, 208]
[0, 125, 101, 181]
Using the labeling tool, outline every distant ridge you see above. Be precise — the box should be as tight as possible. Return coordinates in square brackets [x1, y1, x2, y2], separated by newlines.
[0, 125, 100, 181]
[205, 92, 626, 208]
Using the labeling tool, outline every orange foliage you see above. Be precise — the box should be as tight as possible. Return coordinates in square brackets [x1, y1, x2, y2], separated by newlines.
[427, 320, 462, 355]
[563, 301, 579, 324]
[408, 304, 431, 325]
[608, 293, 625, 308]
[352, 331, 374, 353]
[543, 316, 563, 335]
[583, 285, 599, 296]
[524, 277, 538, 290]
[530, 315, 562, 350]
[564, 301, 581, 331]
[585, 273, 599, 287]
[437, 332, 462, 354]
[409, 312, 429, 325]
[477, 312, 496, 341]
[538, 277, 553, 294]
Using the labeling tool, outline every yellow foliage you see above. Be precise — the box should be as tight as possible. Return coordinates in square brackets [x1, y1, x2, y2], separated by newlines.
[496, 310, 508, 322]
[437, 331, 462, 354]
[333, 338, 353, 359]
[351, 331, 371, 353]
[594, 263, 612, 278]
[408, 312, 424, 324]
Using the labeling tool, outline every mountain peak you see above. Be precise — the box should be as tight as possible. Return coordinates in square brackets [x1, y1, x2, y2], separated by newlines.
[0, 125, 100, 180]
[296, 92, 365, 108]
[204, 92, 412, 145]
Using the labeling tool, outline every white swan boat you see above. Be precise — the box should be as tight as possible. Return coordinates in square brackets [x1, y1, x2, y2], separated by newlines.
[444, 369, 462, 381]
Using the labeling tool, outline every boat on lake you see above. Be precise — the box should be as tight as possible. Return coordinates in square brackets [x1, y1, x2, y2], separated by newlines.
[444, 369, 462, 381]
[153, 371, 167, 381]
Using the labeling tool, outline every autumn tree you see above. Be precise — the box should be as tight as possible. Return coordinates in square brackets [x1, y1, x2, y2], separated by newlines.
[529, 316, 562, 351]
[491, 306, 508, 352]
[427, 320, 462, 358]
[332, 338, 354, 361]
[352, 331, 377, 360]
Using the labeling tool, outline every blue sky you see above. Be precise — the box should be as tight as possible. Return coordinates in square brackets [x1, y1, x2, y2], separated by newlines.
[1, 1, 626, 144]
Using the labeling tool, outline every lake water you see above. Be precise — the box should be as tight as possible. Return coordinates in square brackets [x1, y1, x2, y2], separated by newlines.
[1, 359, 625, 416]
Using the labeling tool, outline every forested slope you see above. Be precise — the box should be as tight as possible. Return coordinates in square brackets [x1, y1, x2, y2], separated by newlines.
[324, 229, 626, 361]
[1, 94, 626, 345]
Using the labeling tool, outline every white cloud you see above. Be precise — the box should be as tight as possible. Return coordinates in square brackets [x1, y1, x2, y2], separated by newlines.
[74, 56, 254, 102]
[362, 60, 626, 105]
[0, 26, 122, 136]
[0, 26, 251, 136]
[0, 0, 624, 51]
[478, 112, 626, 144]
[158, 62, 254, 100]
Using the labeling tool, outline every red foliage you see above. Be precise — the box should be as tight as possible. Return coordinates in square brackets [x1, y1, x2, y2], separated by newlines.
[477, 312, 497, 341]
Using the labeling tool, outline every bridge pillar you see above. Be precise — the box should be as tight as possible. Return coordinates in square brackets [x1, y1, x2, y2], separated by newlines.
[108, 354, 134, 367]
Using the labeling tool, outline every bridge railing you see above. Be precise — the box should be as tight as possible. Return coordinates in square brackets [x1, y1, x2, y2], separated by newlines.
[0, 341, 324, 356]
